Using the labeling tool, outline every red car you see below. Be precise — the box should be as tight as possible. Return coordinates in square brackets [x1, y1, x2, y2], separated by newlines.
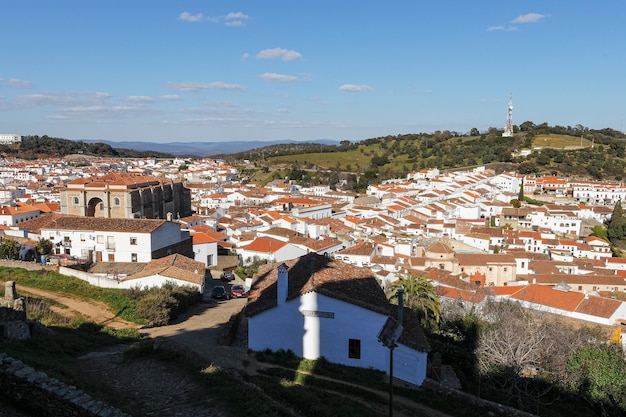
[230, 284, 246, 298]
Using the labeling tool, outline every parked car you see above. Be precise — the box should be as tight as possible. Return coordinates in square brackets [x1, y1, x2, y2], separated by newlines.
[220, 271, 235, 281]
[211, 286, 230, 300]
[46, 253, 77, 263]
[230, 284, 246, 298]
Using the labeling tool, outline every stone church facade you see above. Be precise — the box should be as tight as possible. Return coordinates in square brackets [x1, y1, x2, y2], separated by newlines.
[60, 174, 192, 220]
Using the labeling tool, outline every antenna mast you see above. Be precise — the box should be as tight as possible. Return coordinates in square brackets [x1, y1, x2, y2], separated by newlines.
[502, 92, 514, 137]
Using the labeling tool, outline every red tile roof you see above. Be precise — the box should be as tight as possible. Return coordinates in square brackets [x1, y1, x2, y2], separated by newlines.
[510, 284, 584, 311]
[242, 236, 288, 254]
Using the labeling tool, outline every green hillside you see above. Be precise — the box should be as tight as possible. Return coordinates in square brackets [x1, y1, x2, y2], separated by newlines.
[235, 123, 626, 189]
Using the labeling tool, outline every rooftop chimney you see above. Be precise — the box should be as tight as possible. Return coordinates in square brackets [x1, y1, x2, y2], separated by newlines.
[277, 263, 289, 305]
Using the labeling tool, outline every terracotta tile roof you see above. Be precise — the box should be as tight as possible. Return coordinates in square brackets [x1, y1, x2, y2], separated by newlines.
[191, 232, 218, 245]
[575, 296, 622, 319]
[18, 213, 167, 233]
[124, 254, 205, 285]
[245, 253, 430, 352]
[436, 285, 487, 303]
[425, 241, 454, 254]
[371, 255, 398, 266]
[242, 236, 288, 254]
[510, 284, 585, 311]
[262, 227, 299, 239]
[335, 241, 377, 256]
[289, 236, 341, 252]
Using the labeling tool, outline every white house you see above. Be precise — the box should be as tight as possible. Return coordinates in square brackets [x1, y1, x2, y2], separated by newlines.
[118, 254, 206, 292]
[60, 253, 207, 293]
[20, 214, 192, 263]
[191, 231, 218, 268]
[238, 236, 308, 265]
[246, 254, 431, 386]
[0, 205, 41, 226]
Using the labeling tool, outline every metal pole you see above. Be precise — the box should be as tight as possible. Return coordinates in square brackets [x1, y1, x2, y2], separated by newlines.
[389, 345, 394, 417]
[397, 288, 404, 324]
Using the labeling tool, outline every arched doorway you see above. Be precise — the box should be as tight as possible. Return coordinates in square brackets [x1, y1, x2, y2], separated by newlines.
[86, 197, 105, 217]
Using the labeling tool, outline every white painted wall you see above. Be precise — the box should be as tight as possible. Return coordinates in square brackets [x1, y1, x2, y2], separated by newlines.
[193, 241, 218, 267]
[248, 292, 427, 386]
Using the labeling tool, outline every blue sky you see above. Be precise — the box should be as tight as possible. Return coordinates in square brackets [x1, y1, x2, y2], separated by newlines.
[2, 1, 625, 144]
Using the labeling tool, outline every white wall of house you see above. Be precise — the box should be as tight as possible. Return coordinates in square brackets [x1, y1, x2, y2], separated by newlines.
[151, 222, 189, 250]
[291, 203, 332, 220]
[0, 209, 41, 226]
[119, 274, 204, 293]
[43, 224, 181, 263]
[239, 244, 308, 265]
[248, 291, 427, 386]
[193, 241, 218, 267]
[59, 266, 204, 292]
[459, 235, 490, 252]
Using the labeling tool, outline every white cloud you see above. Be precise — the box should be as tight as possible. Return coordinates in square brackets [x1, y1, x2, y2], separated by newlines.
[165, 81, 245, 92]
[487, 25, 518, 32]
[178, 12, 204, 23]
[63, 105, 107, 112]
[511, 13, 547, 24]
[0, 77, 33, 88]
[225, 21, 244, 27]
[126, 95, 156, 103]
[225, 12, 249, 20]
[260, 72, 298, 83]
[277, 108, 289, 113]
[256, 48, 302, 61]
[241, 52, 250, 61]
[338, 84, 374, 92]
[158, 94, 181, 101]
[12, 91, 111, 108]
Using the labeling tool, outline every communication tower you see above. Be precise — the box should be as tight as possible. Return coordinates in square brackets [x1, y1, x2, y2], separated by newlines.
[502, 92, 514, 137]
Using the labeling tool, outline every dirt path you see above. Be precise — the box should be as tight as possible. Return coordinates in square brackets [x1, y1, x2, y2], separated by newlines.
[9, 282, 138, 329]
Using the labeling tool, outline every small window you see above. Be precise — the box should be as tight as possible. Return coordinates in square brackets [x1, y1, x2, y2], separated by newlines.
[348, 338, 361, 359]
[73, 197, 79, 204]
[131, 253, 137, 262]
[113, 197, 120, 206]
[130, 237, 137, 245]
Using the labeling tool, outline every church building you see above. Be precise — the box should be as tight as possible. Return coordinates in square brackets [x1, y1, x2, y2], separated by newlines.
[60, 173, 192, 220]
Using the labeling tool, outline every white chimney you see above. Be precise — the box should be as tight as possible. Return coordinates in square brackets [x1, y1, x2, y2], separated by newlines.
[277, 263, 289, 305]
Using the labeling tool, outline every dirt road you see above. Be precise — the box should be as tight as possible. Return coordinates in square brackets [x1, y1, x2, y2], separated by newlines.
[13, 283, 138, 329]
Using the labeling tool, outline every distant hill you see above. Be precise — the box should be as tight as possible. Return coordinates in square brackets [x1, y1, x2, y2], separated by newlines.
[79, 138, 340, 157]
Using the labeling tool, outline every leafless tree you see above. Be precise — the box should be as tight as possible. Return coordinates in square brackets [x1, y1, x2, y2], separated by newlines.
[476, 299, 603, 409]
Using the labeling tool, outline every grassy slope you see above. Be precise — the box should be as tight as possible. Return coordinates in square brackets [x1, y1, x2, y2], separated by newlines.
[533, 134, 593, 149]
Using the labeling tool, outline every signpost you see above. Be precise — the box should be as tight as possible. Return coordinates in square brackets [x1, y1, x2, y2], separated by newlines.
[377, 288, 404, 417]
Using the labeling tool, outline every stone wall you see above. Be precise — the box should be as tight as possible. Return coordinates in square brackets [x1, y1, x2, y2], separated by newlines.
[1, 281, 29, 340]
[0, 353, 131, 417]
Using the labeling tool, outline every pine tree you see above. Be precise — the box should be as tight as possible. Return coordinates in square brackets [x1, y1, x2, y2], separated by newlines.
[607, 200, 625, 242]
